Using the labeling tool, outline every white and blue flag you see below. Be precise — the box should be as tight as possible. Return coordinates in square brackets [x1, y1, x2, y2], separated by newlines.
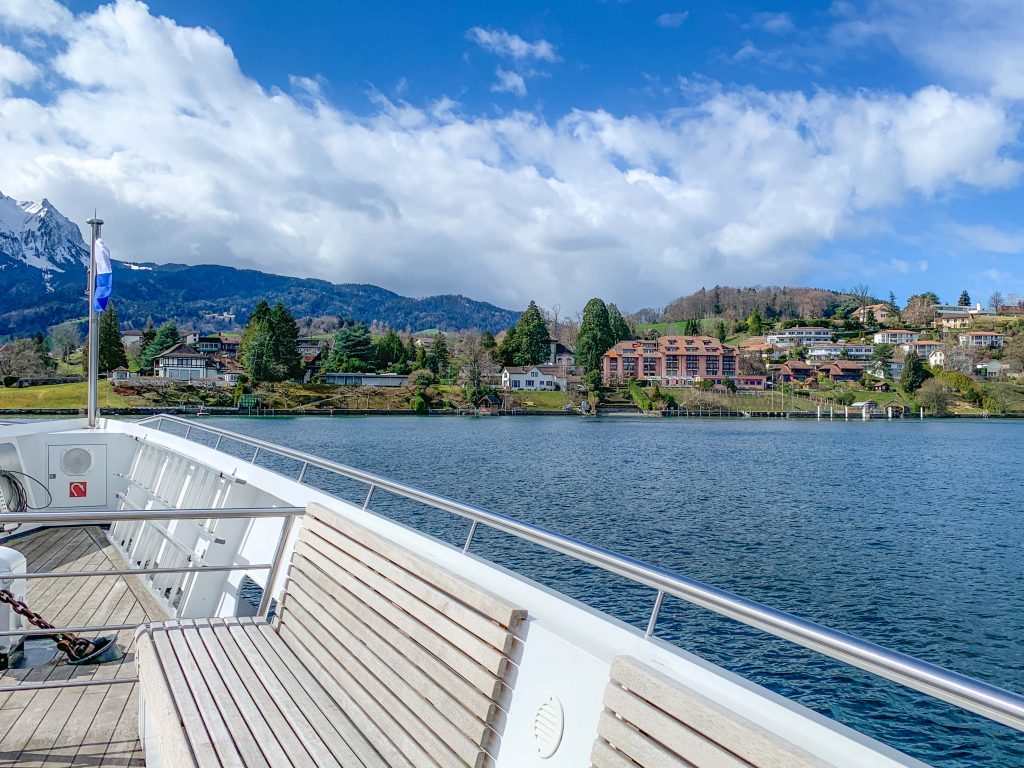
[93, 237, 112, 312]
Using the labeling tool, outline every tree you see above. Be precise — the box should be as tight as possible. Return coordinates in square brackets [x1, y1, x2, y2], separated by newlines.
[495, 327, 517, 367]
[903, 295, 937, 326]
[374, 329, 406, 370]
[460, 334, 497, 403]
[899, 351, 930, 393]
[430, 332, 450, 377]
[864, 308, 877, 328]
[138, 321, 180, 373]
[241, 322, 277, 382]
[748, 308, 764, 336]
[957, 290, 971, 307]
[576, 298, 614, 374]
[714, 320, 727, 343]
[48, 322, 81, 363]
[511, 301, 550, 365]
[918, 379, 953, 415]
[268, 302, 302, 379]
[871, 343, 895, 378]
[6, 338, 51, 378]
[990, 291, 1004, 312]
[607, 304, 633, 342]
[479, 331, 496, 351]
[326, 322, 374, 372]
[97, 299, 128, 373]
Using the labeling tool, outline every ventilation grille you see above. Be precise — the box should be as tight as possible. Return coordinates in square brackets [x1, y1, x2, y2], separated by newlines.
[532, 694, 564, 759]
[61, 448, 93, 476]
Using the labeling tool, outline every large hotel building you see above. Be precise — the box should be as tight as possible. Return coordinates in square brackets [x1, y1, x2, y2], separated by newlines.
[600, 336, 738, 386]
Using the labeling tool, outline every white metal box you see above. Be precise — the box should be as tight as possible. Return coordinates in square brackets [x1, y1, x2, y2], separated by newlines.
[47, 444, 107, 508]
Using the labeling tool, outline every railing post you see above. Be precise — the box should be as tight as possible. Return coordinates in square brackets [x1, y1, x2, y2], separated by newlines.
[184, 425, 192, 440]
[259, 513, 297, 619]
[298, 462, 309, 483]
[463, 520, 478, 553]
[251, 446, 260, 464]
[645, 590, 665, 639]
[214, 435, 222, 450]
[362, 485, 375, 510]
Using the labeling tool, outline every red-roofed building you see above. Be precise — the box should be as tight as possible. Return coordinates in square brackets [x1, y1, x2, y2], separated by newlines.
[600, 336, 736, 386]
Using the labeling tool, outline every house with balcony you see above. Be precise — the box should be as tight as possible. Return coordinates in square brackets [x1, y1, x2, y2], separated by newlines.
[764, 327, 832, 347]
[935, 313, 972, 331]
[817, 360, 864, 382]
[852, 303, 895, 324]
[773, 360, 816, 382]
[902, 340, 941, 357]
[599, 336, 736, 386]
[806, 343, 874, 361]
[154, 343, 219, 381]
[958, 331, 1004, 348]
[873, 330, 918, 345]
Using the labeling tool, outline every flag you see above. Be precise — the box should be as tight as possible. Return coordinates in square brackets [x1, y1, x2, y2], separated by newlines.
[93, 237, 112, 312]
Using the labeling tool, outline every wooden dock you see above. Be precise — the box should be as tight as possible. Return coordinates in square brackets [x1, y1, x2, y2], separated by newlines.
[0, 525, 169, 767]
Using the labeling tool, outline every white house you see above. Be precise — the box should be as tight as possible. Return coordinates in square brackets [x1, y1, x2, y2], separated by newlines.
[958, 331, 1004, 348]
[902, 340, 941, 356]
[928, 349, 946, 368]
[121, 330, 145, 347]
[154, 343, 219, 381]
[806, 343, 874, 361]
[764, 327, 832, 347]
[873, 330, 918, 345]
[501, 365, 572, 391]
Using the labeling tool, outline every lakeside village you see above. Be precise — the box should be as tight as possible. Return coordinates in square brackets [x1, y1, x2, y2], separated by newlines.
[3, 290, 1024, 417]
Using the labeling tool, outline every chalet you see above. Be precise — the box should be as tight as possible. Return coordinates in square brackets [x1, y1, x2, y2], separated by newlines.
[817, 360, 864, 382]
[154, 343, 218, 381]
[774, 360, 816, 382]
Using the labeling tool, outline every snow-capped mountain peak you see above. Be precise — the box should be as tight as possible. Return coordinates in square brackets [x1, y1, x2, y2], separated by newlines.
[0, 191, 90, 274]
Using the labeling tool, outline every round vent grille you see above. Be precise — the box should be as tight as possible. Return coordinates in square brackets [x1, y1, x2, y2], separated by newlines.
[61, 447, 93, 476]
[532, 694, 564, 759]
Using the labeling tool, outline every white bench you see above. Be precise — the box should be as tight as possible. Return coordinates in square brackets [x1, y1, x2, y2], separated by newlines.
[592, 656, 825, 768]
[136, 502, 527, 768]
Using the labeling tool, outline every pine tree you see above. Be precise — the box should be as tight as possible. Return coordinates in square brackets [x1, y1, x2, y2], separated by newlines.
[495, 327, 518, 366]
[607, 304, 633, 342]
[374, 330, 406, 369]
[576, 298, 614, 373]
[242, 322, 277, 382]
[326, 322, 373, 372]
[98, 299, 128, 373]
[268, 302, 302, 379]
[899, 351, 930, 393]
[715, 319, 727, 343]
[511, 301, 550, 365]
[958, 290, 971, 307]
[430, 332, 450, 377]
[138, 321, 180, 373]
[748, 309, 763, 336]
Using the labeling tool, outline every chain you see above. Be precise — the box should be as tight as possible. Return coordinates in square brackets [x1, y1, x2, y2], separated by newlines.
[0, 588, 95, 661]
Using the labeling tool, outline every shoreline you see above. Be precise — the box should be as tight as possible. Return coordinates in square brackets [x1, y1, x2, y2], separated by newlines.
[2, 406, 1022, 420]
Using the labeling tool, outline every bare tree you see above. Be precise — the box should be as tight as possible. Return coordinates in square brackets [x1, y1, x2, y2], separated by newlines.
[989, 291, 1004, 313]
[850, 283, 873, 308]
[542, 304, 561, 341]
[48, 322, 81, 363]
[903, 296, 937, 325]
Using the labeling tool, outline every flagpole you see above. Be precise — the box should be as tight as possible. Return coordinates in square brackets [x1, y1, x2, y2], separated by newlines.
[86, 215, 103, 428]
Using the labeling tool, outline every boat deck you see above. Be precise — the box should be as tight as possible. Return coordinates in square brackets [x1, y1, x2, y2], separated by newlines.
[0, 525, 169, 767]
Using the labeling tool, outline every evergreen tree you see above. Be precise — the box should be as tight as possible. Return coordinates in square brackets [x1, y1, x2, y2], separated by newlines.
[748, 309, 764, 336]
[268, 302, 302, 379]
[684, 318, 701, 335]
[138, 321, 180, 373]
[98, 299, 128, 372]
[576, 298, 614, 373]
[495, 327, 517, 366]
[958, 290, 971, 307]
[241, 322, 277, 382]
[404, 336, 418, 364]
[715, 319, 727, 343]
[374, 330, 406, 369]
[511, 301, 550, 365]
[33, 333, 55, 372]
[480, 330, 496, 350]
[871, 343, 896, 379]
[607, 304, 633, 342]
[900, 352, 930, 393]
[326, 322, 374, 372]
[430, 332, 450, 377]
[140, 318, 156, 353]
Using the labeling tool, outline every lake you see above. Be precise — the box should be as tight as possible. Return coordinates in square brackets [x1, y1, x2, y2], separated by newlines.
[188, 414, 1023, 767]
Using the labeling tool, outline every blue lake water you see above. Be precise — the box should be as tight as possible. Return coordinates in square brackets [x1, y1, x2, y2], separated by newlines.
[188, 414, 1024, 766]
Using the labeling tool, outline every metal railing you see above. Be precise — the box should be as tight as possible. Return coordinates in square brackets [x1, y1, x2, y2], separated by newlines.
[136, 413, 1024, 733]
[0, 505, 303, 692]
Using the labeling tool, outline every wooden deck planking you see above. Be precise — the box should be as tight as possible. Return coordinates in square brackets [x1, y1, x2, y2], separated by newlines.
[0, 525, 170, 767]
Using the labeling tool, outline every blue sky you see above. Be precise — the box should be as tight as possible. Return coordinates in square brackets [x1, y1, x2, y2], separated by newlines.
[2, 0, 1023, 312]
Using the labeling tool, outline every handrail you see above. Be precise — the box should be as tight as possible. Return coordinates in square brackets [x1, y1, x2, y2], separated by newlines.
[136, 413, 1024, 732]
[0, 506, 304, 524]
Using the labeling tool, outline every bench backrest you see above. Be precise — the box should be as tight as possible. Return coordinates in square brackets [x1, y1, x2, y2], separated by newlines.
[277, 502, 526, 768]
[592, 656, 823, 768]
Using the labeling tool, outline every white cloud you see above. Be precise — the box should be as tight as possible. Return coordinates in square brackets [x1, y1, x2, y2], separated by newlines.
[491, 67, 526, 97]
[0, 0, 1019, 312]
[751, 12, 795, 34]
[835, 0, 1024, 100]
[0, 44, 38, 91]
[466, 27, 557, 62]
[0, 0, 72, 33]
[655, 12, 689, 29]
[952, 223, 1024, 254]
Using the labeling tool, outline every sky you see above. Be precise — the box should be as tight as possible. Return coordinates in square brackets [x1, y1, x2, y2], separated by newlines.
[0, 0, 1022, 314]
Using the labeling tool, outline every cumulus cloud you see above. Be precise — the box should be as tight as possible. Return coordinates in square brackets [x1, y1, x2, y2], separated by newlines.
[655, 12, 689, 29]
[751, 12, 795, 34]
[0, 44, 39, 91]
[0, 0, 72, 33]
[491, 67, 526, 97]
[466, 27, 557, 62]
[0, 0, 1019, 311]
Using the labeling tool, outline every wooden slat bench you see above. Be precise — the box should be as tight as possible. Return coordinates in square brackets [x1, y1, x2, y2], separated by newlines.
[136, 502, 527, 768]
[592, 656, 825, 768]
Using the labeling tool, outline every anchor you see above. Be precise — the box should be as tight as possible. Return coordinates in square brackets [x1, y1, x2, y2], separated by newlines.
[0, 588, 123, 665]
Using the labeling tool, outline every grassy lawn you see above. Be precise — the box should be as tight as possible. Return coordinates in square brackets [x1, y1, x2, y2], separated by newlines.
[510, 390, 573, 410]
[0, 380, 137, 409]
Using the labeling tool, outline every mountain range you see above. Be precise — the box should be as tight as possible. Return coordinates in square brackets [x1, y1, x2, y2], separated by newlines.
[0, 192, 519, 338]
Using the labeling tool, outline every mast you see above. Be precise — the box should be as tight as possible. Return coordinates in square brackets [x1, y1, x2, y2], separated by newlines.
[86, 215, 103, 428]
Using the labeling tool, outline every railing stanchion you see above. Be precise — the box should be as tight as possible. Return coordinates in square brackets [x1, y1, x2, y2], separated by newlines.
[298, 462, 309, 483]
[251, 447, 260, 464]
[463, 521, 478, 553]
[184, 425, 192, 440]
[259, 514, 297, 619]
[214, 435, 222, 450]
[362, 485, 375, 510]
[646, 590, 665, 639]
